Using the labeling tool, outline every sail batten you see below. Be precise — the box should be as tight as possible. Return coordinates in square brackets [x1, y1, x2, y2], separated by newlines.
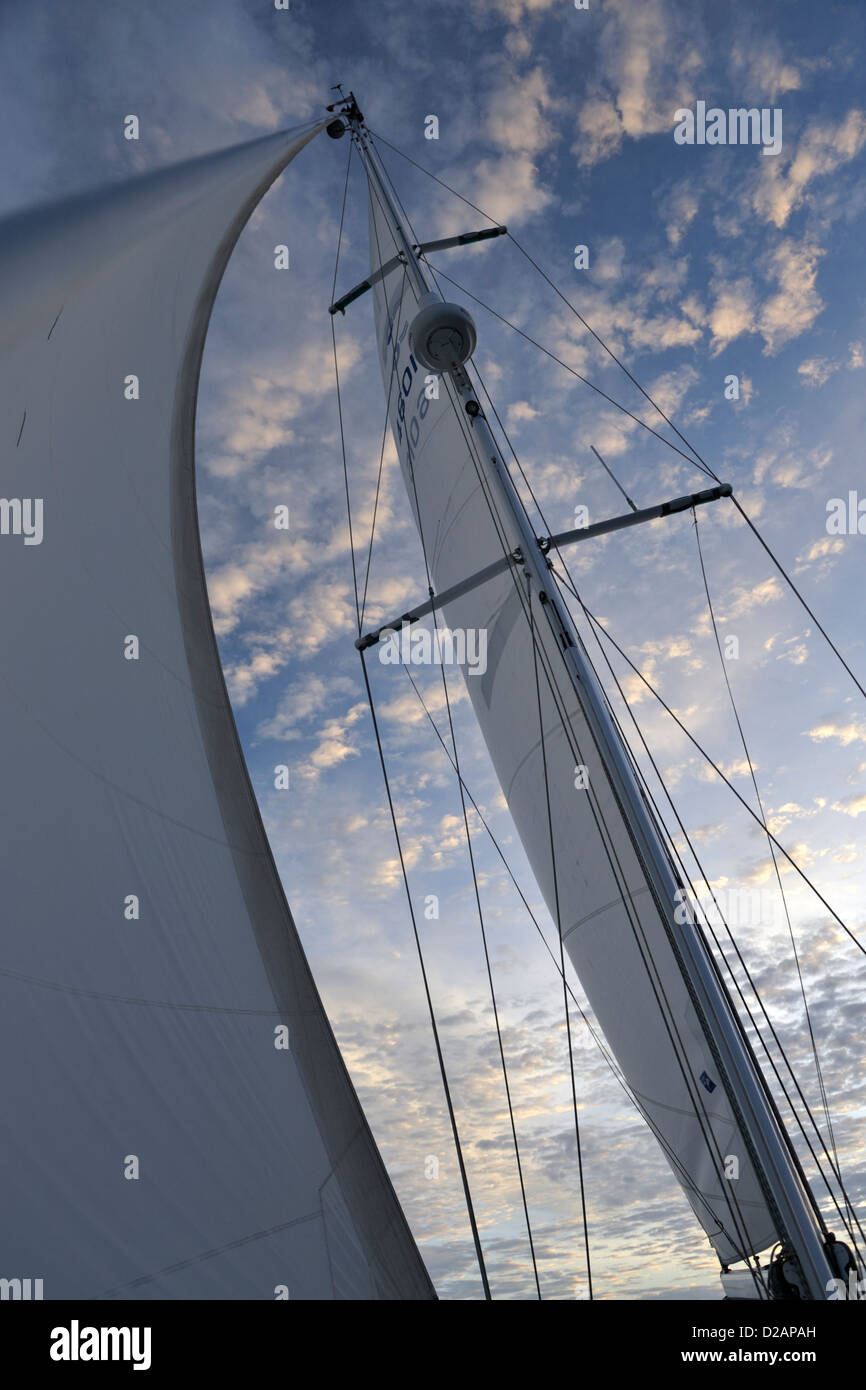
[0, 124, 434, 1301]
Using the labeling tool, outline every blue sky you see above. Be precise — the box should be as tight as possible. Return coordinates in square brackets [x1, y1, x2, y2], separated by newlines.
[6, 0, 866, 1298]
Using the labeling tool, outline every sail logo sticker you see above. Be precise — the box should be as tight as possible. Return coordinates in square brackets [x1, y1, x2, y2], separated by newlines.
[699, 1071, 717, 1094]
[49, 1321, 152, 1371]
[0, 497, 43, 545]
[673, 102, 782, 156]
[379, 622, 488, 675]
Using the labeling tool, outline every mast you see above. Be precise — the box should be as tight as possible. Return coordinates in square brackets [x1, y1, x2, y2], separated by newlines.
[340, 94, 840, 1300]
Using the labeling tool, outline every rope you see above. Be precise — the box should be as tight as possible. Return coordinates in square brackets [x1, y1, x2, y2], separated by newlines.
[526, 571, 593, 1298]
[359, 653, 492, 1299]
[398, 664, 771, 1255]
[577, 602, 866, 963]
[462, 327, 861, 1260]
[730, 496, 866, 705]
[333, 161, 492, 1298]
[551, 562, 865, 1263]
[420, 286, 761, 1271]
[390, 282, 543, 1292]
[357, 122, 814, 1283]
[422, 261, 709, 474]
[692, 511, 855, 1239]
[371, 127, 866, 708]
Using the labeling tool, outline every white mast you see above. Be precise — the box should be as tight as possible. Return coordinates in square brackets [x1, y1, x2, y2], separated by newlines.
[340, 94, 840, 1300]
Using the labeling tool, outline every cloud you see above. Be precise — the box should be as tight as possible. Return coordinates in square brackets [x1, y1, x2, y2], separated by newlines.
[232, 81, 282, 131]
[715, 577, 783, 621]
[507, 400, 540, 426]
[793, 534, 842, 578]
[805, 718, 866, 748]
[796, 537, 844, 566]
[728, 36, 802, 104]
[749, 110, 866, 228]
[757, 239, 824, 354]
[832, 795, 866, 819]
[302, 702, 369, 777]
[470, 152, 555, 225]
[486, 67, 559, 156]
[204, 341, 361, 480]
[700, 757, 757, 782]
[797, 356, 839, 389]
[662, 181, 700, 247]
[574, 96, 626, 169]
[256, 673, 359, 738]
[753, 437, 832, 491]
[573, 0, 703, 168]
[708, 277, 757, 355]
[478, 0, 558, 19]
[797, 343, 865, 387]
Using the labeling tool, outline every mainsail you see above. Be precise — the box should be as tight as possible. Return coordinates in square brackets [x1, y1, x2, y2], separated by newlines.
[366, 175, 782, 1268]
[0, 124, 434, 1300]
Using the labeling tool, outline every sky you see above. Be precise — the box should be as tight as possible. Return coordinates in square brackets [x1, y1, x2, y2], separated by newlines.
[5, 0, 866, 1299]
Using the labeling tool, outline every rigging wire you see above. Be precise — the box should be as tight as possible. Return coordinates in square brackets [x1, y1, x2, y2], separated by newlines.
[358, 652, 492, 1301]
[526, 571, 593, 1299]
[398, 663, 774, 1260]
[364, 181, 543, 1293]
[591, 444, 638, 512]
[575, 602, 866, 964]
[728, 497, 866, 705]
[422, 256, 766, 1264]
[369, 127, 866, 709]
[366, 127, 806, 1278]
[446, 333, 851, 1273]
[454, 338, 862, 1256]
[691, 510, 859, 1247]
[455, 349, 773, 1279]
[548, 561, 866, 1263]
[389, 276, 544, 1295]
[313, 113, 866, 1299]
[692, 512, 842, 1169]
[413, 261, 763, 1273]
[423, 621, 543, 1299]
[421, 261, 711, 476]
[335, 145, 493, 1300]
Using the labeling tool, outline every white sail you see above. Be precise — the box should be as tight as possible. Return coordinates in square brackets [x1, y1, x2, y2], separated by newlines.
[0, 125, 434, 1300]
[368, 187, 779, 1267]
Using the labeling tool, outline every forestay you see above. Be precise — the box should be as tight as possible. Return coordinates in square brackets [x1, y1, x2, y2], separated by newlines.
[0, 124, 434, 1300]
[367, 184, 779, 1267]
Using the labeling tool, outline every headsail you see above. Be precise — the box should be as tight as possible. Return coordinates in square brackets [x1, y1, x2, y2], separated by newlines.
[366, 179, 781, 1268]
[0, 125, 434, 1300]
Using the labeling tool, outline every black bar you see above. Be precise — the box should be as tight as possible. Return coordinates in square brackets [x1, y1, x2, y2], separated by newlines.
[329, 252, 406, 315]
[356, 484, 733, 650]
[355, 552, 517, 650]
[414, 226, 508, 255]
[545, 483, 732, 551]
